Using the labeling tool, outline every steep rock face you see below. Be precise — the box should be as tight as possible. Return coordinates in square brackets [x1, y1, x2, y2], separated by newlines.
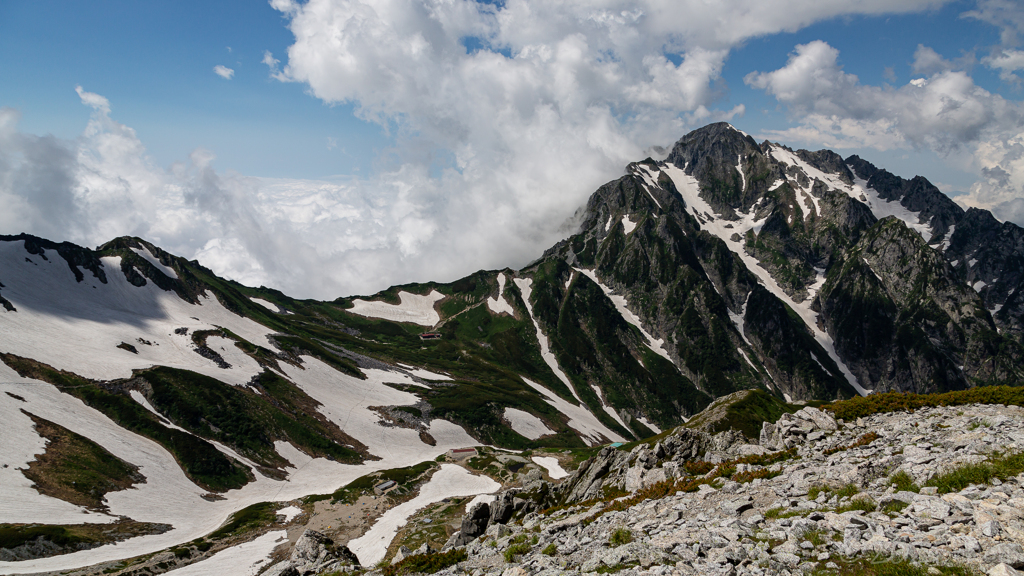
[819, 217, 1024, 393]
[665, 123, 769, 216]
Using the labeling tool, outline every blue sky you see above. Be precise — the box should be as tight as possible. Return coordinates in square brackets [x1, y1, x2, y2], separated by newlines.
[1, 0, 1022, 298]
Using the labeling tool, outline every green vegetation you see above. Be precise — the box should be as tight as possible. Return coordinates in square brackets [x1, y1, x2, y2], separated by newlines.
[808, 556, 972, 576]
[209, 502, 277, 539]
[304, 461, 437, 505]
[823, 386, 1024, 421]
[609, 527, 633, 547]
[823, 432, 880, 456]
[685, 389, 799, 439]
[0, 354, 250, 492]
[835, 497, 877, 514]
[143, 367, 361, 467]
[383, 548, 468, 576]
[542, 543, 558, 556]
[882, 500, 909, 515]
[0, 520, 171, 558]
[504, 542, 531, 562]
[923, 451, 1024, 494]
[889, 471, 920, 493]
[20, 411, 144, 510]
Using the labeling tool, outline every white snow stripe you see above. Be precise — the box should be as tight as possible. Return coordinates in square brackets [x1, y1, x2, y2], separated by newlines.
[662, 163, 870, 396]
[511, 278, 583, 403]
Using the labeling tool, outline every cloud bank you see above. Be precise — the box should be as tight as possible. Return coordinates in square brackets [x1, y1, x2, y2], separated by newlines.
[10, 0, 1024, 300]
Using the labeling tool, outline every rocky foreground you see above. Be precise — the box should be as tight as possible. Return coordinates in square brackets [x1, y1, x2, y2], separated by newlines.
[269, 401, 1024, 576]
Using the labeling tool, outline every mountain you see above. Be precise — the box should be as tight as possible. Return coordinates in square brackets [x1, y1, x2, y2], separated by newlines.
[0, 123, 1022, 573]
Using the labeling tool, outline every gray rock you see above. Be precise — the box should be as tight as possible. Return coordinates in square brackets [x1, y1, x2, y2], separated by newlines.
[985, 543, 1024, 569]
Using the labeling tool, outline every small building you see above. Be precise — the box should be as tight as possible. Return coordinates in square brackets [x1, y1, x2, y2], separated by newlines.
[419, 332, 441, 340]
[447, 447, 478, 460]
[374, 480, 396, 494]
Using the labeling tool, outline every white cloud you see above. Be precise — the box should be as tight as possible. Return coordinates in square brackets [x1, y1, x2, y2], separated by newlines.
[961, 0, 1024, 48]
[3, 1, 982, 299]
[214, 65, 235, 79]
[746, 40, 1024, 225]
[984, 48, 1024, 83]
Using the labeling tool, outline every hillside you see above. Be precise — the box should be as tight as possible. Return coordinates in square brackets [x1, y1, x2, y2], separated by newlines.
[1, 123, 1022, 574]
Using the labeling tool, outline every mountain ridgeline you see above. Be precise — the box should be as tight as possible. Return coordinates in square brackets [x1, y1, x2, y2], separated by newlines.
[2, 122, 1023, 462]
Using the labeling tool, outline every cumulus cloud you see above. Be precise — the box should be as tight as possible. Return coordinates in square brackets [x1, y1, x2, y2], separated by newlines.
[746, 41, 1024, 225]
[2, 1, 976, 299]
[213, 65, 235, 79]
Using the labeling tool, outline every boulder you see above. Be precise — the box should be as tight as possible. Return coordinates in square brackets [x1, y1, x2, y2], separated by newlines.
[455, 502, 491, 546]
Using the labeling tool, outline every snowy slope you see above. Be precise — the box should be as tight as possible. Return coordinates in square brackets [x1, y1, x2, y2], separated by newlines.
[661, 164, 869, 396]
[0, 242, 271, 387]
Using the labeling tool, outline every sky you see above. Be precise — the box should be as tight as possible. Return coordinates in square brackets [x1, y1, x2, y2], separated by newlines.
[1, 0, 1023, 300]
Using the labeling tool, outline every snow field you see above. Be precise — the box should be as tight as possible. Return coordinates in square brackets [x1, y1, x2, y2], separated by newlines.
[661, 164, 869, 396]
[347, 465, 500, 566]
[347, 290, 444, 327]
[0, 374, 118, 526]
[530, 456, 568, 480]
[279, 359, 477, 461]
[0, 356, 479, 573]
[486, 272, 515, 316]
[0, 243, 274, 387]
[502, 407, 554, 440]
[574, 268, 673, 363]
[163, 530, 287, 576]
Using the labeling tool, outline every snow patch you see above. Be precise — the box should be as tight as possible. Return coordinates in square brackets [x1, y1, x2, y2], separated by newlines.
[939, 226, 955, 251]
[249, 297, 278, 312]
[727, 293, 752, 348]
[621, 215, 637, 235]
[348, 290, 444, 327]
[465, 493, 496, 511]
[973, 280, 988, 292]
[737, 348, 758, 372]
[347, 465, 499, 566]
[502, 408, 554, 440]
[632, 165, 664, 209]
[277, 505, 302, 522]
[969, 258, 979, 268]
[605, 214, 613, 232]
[402, 367, 452, 381]
[486, 273, 515, 316]
[130, 246, 178, 280]
[531, 456, 568, 480]
[635, 416, 661, 434]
